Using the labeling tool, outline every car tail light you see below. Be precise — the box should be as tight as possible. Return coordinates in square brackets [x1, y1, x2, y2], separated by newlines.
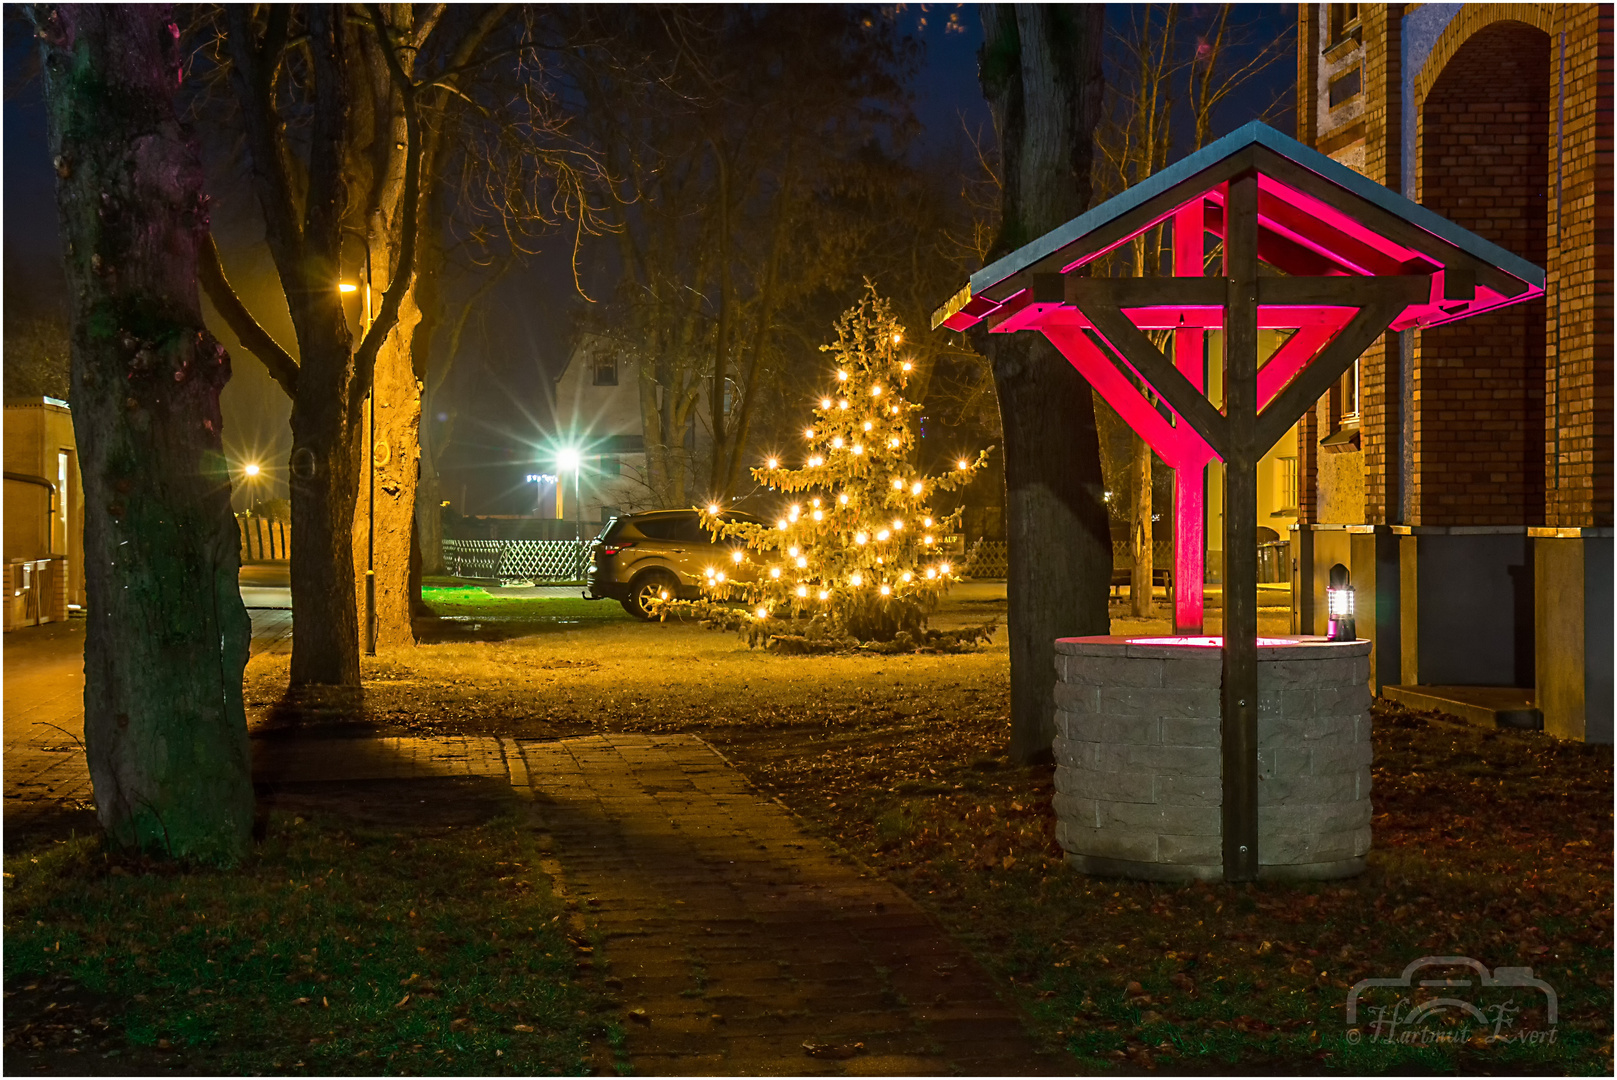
[600, 541, 636, 556]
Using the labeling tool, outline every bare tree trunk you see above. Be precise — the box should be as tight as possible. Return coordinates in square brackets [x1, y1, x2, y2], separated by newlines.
[978, 4, 1111, 765]
[1131, 434, 1154, 616]
[34, 2, 253, 863]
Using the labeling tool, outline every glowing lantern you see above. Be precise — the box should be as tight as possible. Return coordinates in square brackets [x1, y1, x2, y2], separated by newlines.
[1327, 563, 1356, 642]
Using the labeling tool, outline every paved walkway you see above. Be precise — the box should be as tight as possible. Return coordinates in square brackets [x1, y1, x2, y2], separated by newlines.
[508, 734, 1056, 1076]
[5, 617, 1057, 1074]
[3, 611, 294, 832]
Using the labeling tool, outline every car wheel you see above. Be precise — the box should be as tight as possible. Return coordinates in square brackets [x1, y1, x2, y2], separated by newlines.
[623, 572, 678, 620]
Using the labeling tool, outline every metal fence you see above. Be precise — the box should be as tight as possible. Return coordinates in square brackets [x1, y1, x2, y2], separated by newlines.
[443, 539, 588, 584]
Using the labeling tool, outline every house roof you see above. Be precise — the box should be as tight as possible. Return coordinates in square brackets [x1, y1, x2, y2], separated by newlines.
[934, 121, 1545, 334]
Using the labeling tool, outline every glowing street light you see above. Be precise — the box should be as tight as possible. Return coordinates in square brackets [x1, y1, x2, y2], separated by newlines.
[338, 282, 358, 293]
[242, 462, 261, 478]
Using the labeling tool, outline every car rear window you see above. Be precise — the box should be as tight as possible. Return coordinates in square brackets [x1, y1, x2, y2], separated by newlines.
[633, 515, 693, 541]
[598, 517, 625, 541]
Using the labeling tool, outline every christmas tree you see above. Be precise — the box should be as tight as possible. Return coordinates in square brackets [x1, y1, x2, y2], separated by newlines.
[679, 285, 992, 649]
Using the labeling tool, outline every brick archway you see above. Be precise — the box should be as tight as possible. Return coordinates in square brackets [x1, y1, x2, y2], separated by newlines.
[1410, 19, 1552, 526]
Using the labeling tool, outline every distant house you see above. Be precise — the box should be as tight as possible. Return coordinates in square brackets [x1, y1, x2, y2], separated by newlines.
[3, 397, 84, 627]
[545, 334, 656, 526]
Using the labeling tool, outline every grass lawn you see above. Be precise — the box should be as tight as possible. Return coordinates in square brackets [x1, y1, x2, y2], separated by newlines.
[326, 584, 1614, 1074]
[3, 813, 619, 1075]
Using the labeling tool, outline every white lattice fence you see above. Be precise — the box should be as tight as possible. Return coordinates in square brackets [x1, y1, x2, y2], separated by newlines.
[443, 539, 587, 584]
[963, 538, 1008, 578]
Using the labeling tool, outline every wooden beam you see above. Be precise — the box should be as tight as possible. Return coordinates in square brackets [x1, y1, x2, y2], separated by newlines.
[1252, 284, 1425, 457]
[1256, 274, 1431, 308]
[1249, 146, 1529, 299]
[1065, 276, 1227, 309]
[1221, 171, 1261, 884]
[979, 147, 1262, 302]
[1069, 280, 1232, 461]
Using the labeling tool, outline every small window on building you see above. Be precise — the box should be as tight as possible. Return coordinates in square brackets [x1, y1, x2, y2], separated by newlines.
[1328, 66, 1361, 109]
[1280, 457, 1299, 511]
[1341, 356, 1361, 422]
[591, 356, 618, 386]
[1327, 4, 1361, 47]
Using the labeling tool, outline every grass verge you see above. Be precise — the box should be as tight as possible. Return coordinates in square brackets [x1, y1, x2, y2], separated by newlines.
[4, 813, 613, 1075]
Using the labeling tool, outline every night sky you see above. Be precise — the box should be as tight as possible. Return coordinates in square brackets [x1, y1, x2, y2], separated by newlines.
[3, 5, 1294, 514]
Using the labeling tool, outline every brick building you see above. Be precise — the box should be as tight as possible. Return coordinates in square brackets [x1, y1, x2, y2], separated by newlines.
[1294, 4, 1612, 741]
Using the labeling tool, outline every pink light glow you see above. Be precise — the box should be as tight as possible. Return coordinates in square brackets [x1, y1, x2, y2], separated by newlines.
[1130, 636, 1298, 647]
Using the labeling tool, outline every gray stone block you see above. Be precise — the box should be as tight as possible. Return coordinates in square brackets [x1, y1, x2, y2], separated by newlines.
[1051, 792, 1099, 827]
[1315, 683, 1373, 718]
[1158, 831, 1223, 864]
[1052, 736, 1100, 771]
[1259, 771, 1355, 806]
[1307, 827, 1363, 861]
[1261, 659, 1324, 689]
[1129, 743, 1221, 777]
[1053, 682, 1101, 715]
[1310, 742, 1372, 775]
[1147, 687, 1223, 720]
[1154, 772, 1222, 806]
[1105, 799, 1220, 836]
[1055, 711, 1106, 745]
[1167, 658, 1223, 688]
[1303, 712, 1359, 744]
[1101, 714, 1160, 745]
[1353, 766, 1373, 800]
[1058, 822, 1161, 863]
[1064, 655, 1164, 688]
[1257, 713, 1312, 749]
[1258, 829, 1313, 864]
[1066, 763, 1156, 803]
[1350, 825, 1372, 856]
[1159, 716, 1220, 747]
[1261, 799, 1371, 835]
[1257, 746, 1311, 780]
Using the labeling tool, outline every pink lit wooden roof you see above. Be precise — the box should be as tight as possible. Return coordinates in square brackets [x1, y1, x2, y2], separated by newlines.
[933, 122, 1545, 336]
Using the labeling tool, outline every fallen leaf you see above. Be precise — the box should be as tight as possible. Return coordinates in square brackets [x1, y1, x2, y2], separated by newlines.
[394, 994, 411, 1008]
[513, 1024, 534, 1033]
[629, 1008, 650, 1025]
[290, 997, 311, 1006]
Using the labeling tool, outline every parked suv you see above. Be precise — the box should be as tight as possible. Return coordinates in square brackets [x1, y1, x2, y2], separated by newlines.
[584, 509, 761, 619]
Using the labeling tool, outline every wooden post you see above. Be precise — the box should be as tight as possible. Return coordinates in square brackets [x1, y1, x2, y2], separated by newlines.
[1222, 174, 1261, 882]
[1173, 201, 1207, 634]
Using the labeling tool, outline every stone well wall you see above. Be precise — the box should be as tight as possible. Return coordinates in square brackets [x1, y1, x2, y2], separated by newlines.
[1051, 636, 1373, 882]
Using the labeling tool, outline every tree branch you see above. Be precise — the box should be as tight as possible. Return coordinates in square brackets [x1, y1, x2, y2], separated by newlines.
[198, 233, 300, 398]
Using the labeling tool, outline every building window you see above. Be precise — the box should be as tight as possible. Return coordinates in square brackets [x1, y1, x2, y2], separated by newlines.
[1341, 356, 1361, 422]
[1280, 457, 1299, 511]
[1328, 66, 1362, 109]
[1327, 4, 1361, 47]
[591, 356, 618, 386]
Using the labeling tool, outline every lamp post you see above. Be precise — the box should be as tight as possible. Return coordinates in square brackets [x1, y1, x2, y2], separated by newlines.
[242, 461, 262, 515]
[556, 447, 583, 581]
[341, 244, 376, 656]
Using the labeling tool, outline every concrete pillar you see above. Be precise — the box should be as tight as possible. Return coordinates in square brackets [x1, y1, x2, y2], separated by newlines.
[1534, 529, 1614, 743]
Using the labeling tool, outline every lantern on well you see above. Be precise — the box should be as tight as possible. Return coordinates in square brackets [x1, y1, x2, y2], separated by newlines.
[1326, 563, 1355, 642]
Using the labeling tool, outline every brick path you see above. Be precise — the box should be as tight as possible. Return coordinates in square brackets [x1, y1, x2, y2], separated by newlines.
[6, 621, 1059, 1074]
[508, 734, 1058, 1076]
[3, 612, 295, 832]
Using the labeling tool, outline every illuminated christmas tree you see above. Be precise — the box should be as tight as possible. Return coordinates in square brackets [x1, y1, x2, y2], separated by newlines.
[682, 285, 992, 649]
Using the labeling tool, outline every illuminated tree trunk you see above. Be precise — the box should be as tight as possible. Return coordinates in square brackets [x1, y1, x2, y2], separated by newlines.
[978, 4, 1112, 764]
[33, 2, 253, 862]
